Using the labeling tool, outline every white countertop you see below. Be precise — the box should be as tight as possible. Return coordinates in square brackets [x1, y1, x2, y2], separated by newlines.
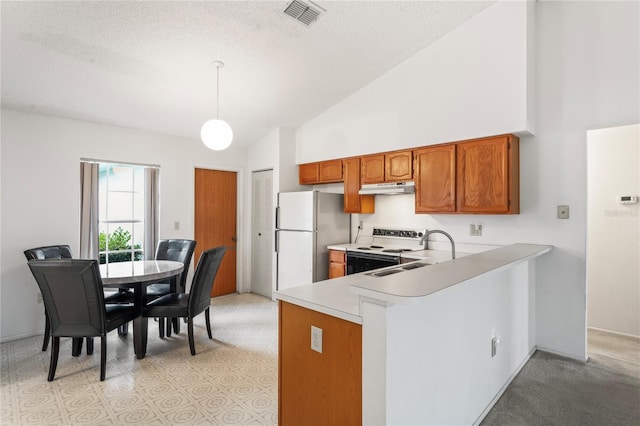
[275, 244, 552, 323]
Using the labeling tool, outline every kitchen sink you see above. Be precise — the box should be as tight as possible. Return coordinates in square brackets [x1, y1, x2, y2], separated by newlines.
[367, 262, 432, 277]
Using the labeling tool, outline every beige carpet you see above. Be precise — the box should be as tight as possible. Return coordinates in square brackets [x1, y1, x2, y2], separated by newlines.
[0, 293, 278, 425]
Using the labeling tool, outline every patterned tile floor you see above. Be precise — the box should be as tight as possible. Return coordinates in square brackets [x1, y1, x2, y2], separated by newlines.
[0, 293, 278, 425]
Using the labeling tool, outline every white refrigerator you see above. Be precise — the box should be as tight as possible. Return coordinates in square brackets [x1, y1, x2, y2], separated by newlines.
[275, 191, 350, 291]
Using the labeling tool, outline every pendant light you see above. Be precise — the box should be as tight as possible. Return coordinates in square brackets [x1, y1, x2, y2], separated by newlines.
[201, 61, 233, 150]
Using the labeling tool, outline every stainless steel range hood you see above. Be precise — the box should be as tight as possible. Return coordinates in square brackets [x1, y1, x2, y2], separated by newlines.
[359, 181, 415, 195]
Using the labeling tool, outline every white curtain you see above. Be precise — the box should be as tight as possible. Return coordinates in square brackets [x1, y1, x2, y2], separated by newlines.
[79, 161, 99, 260]
[144, 167, 160, 260]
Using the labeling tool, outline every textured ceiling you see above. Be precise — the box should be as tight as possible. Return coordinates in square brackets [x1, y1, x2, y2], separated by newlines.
[1, 1, 494, 147]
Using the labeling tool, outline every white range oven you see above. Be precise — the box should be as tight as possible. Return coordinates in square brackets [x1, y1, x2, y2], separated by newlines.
[345, 227, 425, 275]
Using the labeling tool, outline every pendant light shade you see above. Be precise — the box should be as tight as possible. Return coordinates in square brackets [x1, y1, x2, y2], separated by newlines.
[201, 61, 233, 150]
[201, 119, 233, 150]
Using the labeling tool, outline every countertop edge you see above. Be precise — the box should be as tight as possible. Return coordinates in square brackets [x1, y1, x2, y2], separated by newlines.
[350, 244, 553, 303]
[275, 293, 363, 325]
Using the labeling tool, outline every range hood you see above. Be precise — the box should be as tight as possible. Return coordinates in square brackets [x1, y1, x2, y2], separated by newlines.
[359, 181, 415, 195]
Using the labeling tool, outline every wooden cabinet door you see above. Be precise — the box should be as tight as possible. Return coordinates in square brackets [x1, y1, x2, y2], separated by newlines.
[457, 135, 519, 214]
[385, 150, 413, 181]
[414, 145, 456, 213]
[328, 250, 346, 278]
[343, 157, 374, 214]
[360, 155, 385, 184]
[299, 163, 319, 185]
[318, 160, 343, 183]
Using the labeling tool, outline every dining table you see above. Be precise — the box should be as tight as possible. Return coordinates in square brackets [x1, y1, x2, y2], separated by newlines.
[99, 260, 184, 359]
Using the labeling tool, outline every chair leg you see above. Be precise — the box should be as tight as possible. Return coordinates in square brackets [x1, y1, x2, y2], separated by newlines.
[188, 318, 196, 356]
[118, 323, 128, 336]
[166, 318, 172, 338]
[72, 338, 83, 356]
[86, 337, 94, 355]
[48, 337, 60, 381]
[158, 318, 165, 338]
[42, 310, 50, 351]
[100, 336, 107, 381]
[172, 317, 180, 334]
[205, 308, 213, 339]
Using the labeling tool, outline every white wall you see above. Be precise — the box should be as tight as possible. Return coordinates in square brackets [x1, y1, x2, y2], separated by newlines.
[246, 127, 303, 297]
[294, 1, 640, 360]
[296, 1, 532, 163]
[587, 124, 640, 337]
[0, 110, 249, 341]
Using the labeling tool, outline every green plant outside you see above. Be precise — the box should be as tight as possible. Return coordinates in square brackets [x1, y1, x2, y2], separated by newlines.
[99, 226, 142, 263]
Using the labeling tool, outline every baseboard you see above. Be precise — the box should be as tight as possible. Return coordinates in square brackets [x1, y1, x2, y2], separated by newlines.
[0, 330, 42, 344]
[536, 345, 588, 363]
[588, 326, 640, 340]
[472, 346, 536, 426]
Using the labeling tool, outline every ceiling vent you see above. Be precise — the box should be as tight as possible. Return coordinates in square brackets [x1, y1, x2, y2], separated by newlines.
[284, 0, 323, 26]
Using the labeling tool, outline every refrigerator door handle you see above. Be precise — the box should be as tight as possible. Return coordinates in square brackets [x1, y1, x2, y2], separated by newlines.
[275, 229, 279, 253]
[275, 206, 280, 230]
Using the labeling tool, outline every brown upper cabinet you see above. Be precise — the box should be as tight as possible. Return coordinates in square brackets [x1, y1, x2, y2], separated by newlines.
[298, 159, 343, 185]
[385, 150, 413, 182]
[361, 150, 413, 184]
[343, 157, 374, 214]
[414, 144, 457, 213]
[298, 133, 519, 214]
[457, 135, 519, 214]
[360, 154, 385, 184]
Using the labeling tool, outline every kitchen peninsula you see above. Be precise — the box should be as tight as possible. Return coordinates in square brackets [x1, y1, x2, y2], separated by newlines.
[275, 243, 552, 426]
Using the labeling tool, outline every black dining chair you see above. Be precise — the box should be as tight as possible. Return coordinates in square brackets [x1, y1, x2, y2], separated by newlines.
[24, 245, 122, 353]
[27, 259, 136, 381]
[144, 246, 226, 355]
[24, 245, 73, 351]
[115, 239, 197, 337]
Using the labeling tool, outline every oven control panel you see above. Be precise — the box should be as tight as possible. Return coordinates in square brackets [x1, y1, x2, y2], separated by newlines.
[372, 228, 425, 240]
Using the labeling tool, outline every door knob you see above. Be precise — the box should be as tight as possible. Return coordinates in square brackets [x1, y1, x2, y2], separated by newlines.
[231, 237, 237, 242]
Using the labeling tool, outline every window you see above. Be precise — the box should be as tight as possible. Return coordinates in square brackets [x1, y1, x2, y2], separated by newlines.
[80, 160, 159, 264]
[98, 163, 145, 264]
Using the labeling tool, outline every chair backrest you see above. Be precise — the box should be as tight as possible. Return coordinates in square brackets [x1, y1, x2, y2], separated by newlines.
[188, 246, 227, 316]
[155, 239, 197, 291]
[27, 259, 107, 338]
[24, 245, 73, 261]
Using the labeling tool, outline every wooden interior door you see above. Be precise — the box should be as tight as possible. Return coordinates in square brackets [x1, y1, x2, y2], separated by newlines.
[194, 168, 237, 297]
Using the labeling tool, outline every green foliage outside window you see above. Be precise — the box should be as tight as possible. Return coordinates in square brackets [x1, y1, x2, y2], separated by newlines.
[99, 227, 142, 263]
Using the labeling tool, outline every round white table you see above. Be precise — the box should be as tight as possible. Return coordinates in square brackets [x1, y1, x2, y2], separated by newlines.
[100, 260, 184, 359]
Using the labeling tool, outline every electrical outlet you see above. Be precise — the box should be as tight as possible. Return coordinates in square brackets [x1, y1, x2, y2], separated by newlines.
[557, 205, 570, 219]
[358, 220, 364, 230]
[174, 221, 181, 230]
[470, 224, 483, 236]
[311, 326, 323, 353]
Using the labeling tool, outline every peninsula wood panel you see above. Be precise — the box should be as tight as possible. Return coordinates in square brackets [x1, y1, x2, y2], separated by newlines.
[415, 144, 456, 213]
[457, 135, 519, 214]
[279, 301, 362, 426]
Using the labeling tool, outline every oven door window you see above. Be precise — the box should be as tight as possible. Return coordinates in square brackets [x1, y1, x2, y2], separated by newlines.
[346, 252, 399, 275]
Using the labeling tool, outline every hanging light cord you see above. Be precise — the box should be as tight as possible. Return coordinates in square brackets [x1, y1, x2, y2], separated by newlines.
[216, 64, 220, 120]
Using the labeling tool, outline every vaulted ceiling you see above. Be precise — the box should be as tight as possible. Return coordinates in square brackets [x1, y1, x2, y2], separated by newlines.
[1, 1, 493, 147]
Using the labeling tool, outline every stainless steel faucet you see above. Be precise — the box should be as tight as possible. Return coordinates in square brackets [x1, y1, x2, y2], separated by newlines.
[420, 230, 456, 259]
